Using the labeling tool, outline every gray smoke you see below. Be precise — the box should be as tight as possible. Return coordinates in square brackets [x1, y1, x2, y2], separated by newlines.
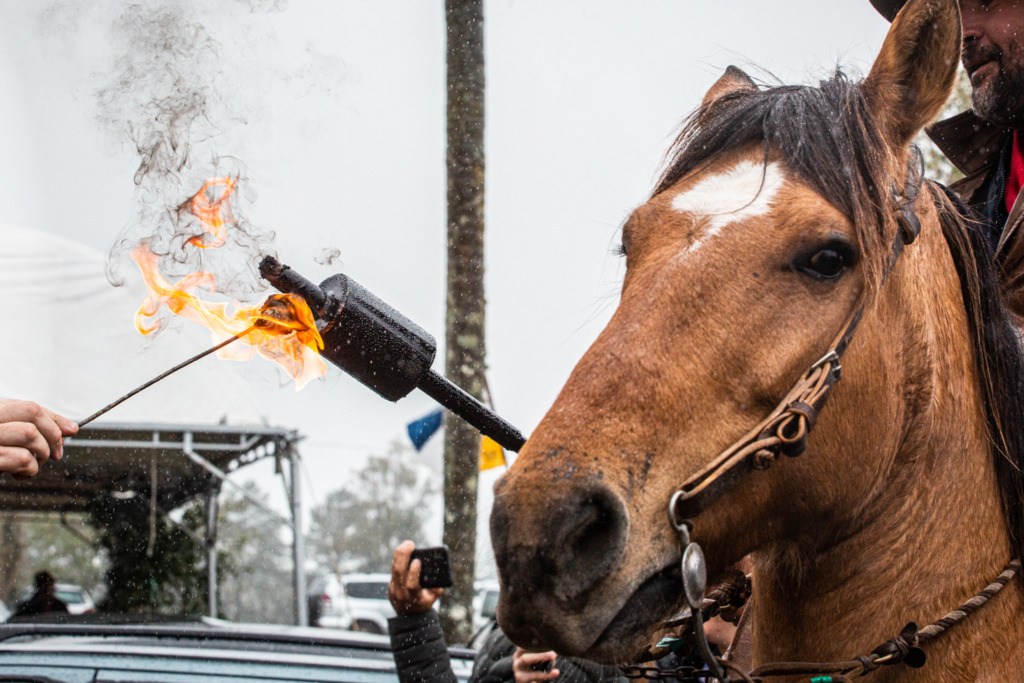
[40, 0, 346, 310]
[314, 247, 342, 267]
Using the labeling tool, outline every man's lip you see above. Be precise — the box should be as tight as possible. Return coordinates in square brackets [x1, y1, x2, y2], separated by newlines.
[967, 59, 997, 80]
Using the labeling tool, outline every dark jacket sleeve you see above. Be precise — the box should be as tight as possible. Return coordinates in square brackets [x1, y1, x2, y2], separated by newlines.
[388, 610, 458, 683]
[552, 656, 628, 683]
[468, 622, 626, 683]
[468, 623, 516, 683]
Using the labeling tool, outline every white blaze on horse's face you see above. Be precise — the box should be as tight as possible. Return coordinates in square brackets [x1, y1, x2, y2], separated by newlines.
[671, 160, 787, 255]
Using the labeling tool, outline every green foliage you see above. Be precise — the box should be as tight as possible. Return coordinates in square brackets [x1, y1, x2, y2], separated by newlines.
[90, 493, 208, 614]
[2, 481, 293, 622]
[0, 512, 106, 605]
[308, 440, 438, 575]
[216, 482, 294, 624]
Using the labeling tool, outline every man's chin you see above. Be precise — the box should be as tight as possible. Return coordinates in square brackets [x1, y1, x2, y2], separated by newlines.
[971, 69, 1024, 129]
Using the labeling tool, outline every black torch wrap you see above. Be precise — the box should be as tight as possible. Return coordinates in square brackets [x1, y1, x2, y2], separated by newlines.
[259, 256, 527, 452]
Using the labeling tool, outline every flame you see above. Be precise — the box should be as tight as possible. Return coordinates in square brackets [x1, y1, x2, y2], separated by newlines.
[185, 177, 237, 249]
[132, 244, 327, 389]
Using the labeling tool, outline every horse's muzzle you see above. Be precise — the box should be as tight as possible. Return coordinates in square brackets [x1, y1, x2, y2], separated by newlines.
[490, 476, 629, 649]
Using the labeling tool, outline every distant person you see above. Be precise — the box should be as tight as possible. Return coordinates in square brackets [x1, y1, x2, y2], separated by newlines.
[12, 571, 69, 618]
[386, 541, 624, 683]
[0, 399, 78, 478]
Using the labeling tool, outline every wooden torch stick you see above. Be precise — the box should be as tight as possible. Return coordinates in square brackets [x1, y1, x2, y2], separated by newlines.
[78, 327, 255, 428]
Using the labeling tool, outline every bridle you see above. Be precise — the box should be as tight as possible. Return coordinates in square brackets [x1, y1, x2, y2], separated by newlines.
[669, 154, 923, 522]
[631, 150, 1021, 682]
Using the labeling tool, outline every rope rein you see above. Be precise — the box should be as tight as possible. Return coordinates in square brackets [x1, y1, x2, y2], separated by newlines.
[620, 558, 1020, 682]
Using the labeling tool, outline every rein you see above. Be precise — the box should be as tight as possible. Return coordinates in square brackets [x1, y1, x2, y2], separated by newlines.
[645, 152, 1021, 681]
[620, 558, 1021, 682]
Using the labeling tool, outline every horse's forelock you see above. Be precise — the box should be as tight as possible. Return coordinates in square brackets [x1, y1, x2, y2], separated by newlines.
[654, 70, 896, 290]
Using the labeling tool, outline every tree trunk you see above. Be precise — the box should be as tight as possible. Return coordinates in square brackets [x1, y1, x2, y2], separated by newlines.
[441, 0, 485, 645]
[0, 513, 23, 603]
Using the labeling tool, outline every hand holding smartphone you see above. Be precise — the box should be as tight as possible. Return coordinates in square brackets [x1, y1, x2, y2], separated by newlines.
[529, 658, 555, 673]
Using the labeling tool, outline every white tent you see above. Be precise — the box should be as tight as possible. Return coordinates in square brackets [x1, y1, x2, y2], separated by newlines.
[0, 223, 265, 425]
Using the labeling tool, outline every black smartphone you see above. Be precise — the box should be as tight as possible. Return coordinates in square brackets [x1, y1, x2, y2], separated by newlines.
[410, 545, 454, 588]
[529, 659, 555, 673]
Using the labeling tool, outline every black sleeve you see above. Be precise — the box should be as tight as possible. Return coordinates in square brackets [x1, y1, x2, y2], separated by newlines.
[551, 656, 629, 683]
[468, 624, 516, 683]
[388, 610, 458, 683]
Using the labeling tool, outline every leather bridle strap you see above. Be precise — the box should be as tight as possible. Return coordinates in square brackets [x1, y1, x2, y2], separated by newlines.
[670, 155, 924, 521]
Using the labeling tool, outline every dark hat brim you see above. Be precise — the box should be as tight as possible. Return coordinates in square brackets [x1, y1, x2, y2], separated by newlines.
[870, 0, 907, 21]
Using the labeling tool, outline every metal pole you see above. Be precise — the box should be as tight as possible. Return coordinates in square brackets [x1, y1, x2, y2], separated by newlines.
[206, 485, 219, 619]
[290, 445, 308, 626]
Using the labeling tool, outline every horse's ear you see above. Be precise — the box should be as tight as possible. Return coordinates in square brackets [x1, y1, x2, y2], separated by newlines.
[702, 66, 757, 108]
[862, 0, 961, 148]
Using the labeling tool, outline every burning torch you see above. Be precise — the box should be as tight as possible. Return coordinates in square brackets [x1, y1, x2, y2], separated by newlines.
[258, 256, 526, 453]
[80, 177, 524, 451]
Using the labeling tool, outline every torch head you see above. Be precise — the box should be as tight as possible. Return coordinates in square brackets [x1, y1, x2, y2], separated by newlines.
[259, 255, 436, 402]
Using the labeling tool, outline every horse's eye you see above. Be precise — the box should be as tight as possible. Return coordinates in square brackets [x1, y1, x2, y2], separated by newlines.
[794, 242, 855, 281]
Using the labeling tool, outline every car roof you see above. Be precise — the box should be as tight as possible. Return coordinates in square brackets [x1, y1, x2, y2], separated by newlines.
[342, 573, 391, 583]
[0, 620, 475, 680]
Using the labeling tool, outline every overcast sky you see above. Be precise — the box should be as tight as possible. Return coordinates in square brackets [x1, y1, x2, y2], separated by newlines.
[0, 1, 891, 572]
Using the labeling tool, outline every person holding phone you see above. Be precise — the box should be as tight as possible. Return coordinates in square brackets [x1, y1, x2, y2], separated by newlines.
[386, 541, 625, 683]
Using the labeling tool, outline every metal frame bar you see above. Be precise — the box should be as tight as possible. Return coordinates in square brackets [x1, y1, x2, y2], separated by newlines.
[289, 445, 307, 626]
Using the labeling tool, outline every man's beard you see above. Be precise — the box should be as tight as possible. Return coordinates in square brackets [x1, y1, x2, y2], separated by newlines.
[969, 41, 1024, 128]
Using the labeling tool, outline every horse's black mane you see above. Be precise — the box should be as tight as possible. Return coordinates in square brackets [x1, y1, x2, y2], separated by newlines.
[935, 188, 1024, 562]
[657, 68, 1024, 561]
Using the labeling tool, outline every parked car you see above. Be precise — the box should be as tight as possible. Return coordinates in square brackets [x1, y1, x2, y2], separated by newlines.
[55, 583, 96, 616]
[472, 581, 499, 632]
[307, 573, 395, 634]
[307, 574, 353, 630]
[342, 573, 395, 634]
[466, 581, 501, 649]
[0, 618, 476, 682]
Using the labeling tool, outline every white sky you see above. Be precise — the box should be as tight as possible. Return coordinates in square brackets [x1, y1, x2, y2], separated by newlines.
[0, 1, 891, 571]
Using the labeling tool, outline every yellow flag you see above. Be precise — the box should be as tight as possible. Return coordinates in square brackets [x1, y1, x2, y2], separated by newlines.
[480, 436, 506, 471]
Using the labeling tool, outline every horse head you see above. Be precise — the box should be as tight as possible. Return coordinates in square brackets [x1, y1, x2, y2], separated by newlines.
[490, 0, 1024, 671]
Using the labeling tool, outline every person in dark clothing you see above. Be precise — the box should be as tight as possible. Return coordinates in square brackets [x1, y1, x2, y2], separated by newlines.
[870, 0, 1024, 321]
[387, 541, 625, 683]
[12, 571, 69, 618]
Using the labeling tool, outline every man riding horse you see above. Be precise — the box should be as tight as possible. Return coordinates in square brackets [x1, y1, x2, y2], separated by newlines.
[874, 0, 1024, 321]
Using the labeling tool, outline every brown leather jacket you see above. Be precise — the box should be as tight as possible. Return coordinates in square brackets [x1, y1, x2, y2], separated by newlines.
[928, 112, 1024, 319]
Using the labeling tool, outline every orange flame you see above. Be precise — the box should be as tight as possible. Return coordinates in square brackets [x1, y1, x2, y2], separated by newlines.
[132, 244, 327, 389]
[185, 177, 237, 249]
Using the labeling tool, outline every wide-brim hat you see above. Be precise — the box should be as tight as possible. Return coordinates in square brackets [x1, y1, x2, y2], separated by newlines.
[870, 0, 907, 21]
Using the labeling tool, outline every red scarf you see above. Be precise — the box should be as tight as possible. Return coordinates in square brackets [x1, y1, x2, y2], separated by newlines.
[1006, 130, 1024, 215]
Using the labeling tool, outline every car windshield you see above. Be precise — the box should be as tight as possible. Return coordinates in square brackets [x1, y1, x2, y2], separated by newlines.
[345, 582, 388, 600]
[55, 590, 85, 605]
[480, 591, 498, 619]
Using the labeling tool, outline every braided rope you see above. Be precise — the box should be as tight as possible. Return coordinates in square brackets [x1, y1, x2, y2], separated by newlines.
[916, 558, 1021, 645]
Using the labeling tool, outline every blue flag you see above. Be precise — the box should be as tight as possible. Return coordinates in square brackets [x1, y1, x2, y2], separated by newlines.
[407, 409, 443, 451]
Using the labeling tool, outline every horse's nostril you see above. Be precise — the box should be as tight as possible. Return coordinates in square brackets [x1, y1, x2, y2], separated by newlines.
[548, 486, 628, 604]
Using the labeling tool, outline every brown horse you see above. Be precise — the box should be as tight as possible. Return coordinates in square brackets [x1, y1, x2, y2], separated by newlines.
[490, 0, 1024, 680]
